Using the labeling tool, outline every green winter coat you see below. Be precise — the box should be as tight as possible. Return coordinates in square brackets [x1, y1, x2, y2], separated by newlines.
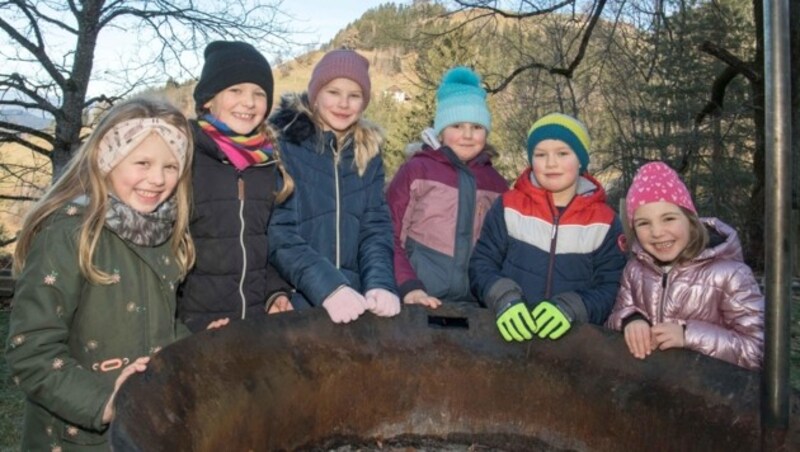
[5, 203, 190, 451]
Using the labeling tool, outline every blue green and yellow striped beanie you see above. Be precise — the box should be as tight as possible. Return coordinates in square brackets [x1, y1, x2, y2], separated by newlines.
[526, 113, 591, 173]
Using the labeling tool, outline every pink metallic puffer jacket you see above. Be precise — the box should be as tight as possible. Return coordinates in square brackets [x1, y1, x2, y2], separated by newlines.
[606, 218, 763, 370]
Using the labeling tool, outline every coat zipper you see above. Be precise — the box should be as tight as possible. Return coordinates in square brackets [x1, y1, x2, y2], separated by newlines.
[544, 211, 559, 300]
[331, 138, 342, 269]
[544, 196, 574, 299]
[237, 176, 248, 319]
[658, 271, 669, 323]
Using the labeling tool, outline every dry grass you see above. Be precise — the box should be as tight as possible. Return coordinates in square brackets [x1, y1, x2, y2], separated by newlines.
[0, 140, 51, 257]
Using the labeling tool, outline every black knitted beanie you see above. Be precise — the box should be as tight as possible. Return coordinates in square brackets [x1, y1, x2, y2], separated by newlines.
[193, 41, 274, 113]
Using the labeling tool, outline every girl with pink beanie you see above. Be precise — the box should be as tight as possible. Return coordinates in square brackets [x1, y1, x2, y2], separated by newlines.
[606, 161, 764, 370]
[268, 49, 400, 324]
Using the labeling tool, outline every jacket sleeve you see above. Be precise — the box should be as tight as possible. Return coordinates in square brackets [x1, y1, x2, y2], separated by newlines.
[358, 155, 398, 294]
[469, 197, 523, 312]
[684, 263, 764, 370]
[386, 160, 425, 298]
[268, 169, 349, 306]
[605, 260, 649, 330]
[5, 224, 113, 432]
[570, 216, 628, 325]
[264, 261, 292, 301]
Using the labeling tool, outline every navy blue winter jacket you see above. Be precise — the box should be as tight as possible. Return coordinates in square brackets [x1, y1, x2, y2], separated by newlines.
[268, 94, 396, 308]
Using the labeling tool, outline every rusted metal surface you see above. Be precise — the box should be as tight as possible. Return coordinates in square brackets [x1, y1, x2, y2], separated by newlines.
[110, 305, 800, 451]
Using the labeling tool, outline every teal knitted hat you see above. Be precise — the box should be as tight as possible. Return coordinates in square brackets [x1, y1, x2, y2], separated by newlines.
[433, 67, 491, 136]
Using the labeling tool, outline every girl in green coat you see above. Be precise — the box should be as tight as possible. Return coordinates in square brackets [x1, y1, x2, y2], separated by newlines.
[5, 98, 195, 451]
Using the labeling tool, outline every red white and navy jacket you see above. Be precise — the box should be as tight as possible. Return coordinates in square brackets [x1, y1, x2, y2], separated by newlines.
[469, 167, 626, 324]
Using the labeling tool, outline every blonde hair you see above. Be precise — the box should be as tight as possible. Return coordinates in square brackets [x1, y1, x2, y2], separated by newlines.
[311, 111, 383, 177]
[14, 97, 196, 283]
[676, 208, 709, 264]
[260, 122, 294, 202]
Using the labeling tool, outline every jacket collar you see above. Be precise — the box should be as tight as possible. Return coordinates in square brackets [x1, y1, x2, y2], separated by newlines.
[512, 167, 607, 213]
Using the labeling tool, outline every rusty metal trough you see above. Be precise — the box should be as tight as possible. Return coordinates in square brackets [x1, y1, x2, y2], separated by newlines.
[110, 305, 799, 451]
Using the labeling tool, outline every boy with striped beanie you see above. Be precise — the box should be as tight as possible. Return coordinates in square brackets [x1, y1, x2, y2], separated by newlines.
[470, 112, 626, 343]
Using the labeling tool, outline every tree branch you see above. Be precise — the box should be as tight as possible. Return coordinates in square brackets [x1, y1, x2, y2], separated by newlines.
[0, 73, 60, 115]
[0, 127, 53, 155]
[0, 4, 69, 86]
[476, 0, 607, 92]
[452, 0, 575, 18]
[695, 40, 759, 124]
[699, 40, 759, 82]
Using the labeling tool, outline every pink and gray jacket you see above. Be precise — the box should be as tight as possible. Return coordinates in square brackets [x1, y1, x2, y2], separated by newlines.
[387, 139, 507, 303]
[606, 218, 764, 370]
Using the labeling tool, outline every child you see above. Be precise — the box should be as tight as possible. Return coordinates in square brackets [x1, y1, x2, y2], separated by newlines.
[5, 98, 194, 450]
[470, 113, 626, 342]
[268, 49, 400, 323]
[606, 161, 763, 370]
[177, 41, 294, 332]
[387, 66, 507, 308]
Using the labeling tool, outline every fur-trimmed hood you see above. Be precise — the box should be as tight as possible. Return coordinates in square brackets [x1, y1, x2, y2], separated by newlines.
[269, 92, 385, 147]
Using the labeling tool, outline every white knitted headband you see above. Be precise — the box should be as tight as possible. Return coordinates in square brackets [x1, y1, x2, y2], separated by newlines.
[97, 118, 189, 174]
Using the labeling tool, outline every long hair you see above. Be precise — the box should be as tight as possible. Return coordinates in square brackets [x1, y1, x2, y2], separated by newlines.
[259, 122, 294, 202]
[14, 97, 196, 283]
[674, 207, 709, 264]
[311, 109, 383, 177]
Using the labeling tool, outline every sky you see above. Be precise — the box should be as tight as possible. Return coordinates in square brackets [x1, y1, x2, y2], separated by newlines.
[4, 0, 404, 100]
[96, 0, 401, 96]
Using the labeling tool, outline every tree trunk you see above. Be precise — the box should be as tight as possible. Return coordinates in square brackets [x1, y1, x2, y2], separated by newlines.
[52, 93, 86, 180]
[50, 3, 102, 180]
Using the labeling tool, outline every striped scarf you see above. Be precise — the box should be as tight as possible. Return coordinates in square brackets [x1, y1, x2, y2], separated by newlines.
[198, 114, 273, 170]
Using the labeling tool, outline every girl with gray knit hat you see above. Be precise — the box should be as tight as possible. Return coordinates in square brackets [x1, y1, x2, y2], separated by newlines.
[177, 41, 295, 333]
[268, 49, 400, 324]
[386, 66, 508, 308]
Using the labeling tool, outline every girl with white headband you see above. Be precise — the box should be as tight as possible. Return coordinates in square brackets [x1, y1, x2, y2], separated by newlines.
[6, 97, 195, 450]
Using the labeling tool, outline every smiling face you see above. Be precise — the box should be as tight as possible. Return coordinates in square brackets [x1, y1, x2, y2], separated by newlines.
[441, 123, 487, 162]
[203, 82, 268, 134]
[314, 77, 365, 138]
[531, 139, 581, 206]
[107, 133, 181, 213]
[632, 201, 692, 264]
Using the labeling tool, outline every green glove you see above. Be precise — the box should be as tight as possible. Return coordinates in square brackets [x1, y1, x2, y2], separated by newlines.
[496, 301, 537, 342]
[531, 301, 571, 340]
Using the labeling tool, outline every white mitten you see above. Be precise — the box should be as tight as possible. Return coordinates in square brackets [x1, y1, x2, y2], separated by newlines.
[365, 288, 401, 317]
[322, 286, 368, 323]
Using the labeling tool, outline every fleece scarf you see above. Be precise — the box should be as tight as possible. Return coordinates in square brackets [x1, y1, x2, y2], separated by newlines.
[198, 114, 273, 170]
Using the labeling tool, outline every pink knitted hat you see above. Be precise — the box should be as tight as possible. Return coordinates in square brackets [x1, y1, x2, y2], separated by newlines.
[625, 161, 696, 224]
[308, 49, 371, 109]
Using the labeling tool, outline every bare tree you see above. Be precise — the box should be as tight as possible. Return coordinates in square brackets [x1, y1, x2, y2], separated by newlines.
[0, 0, 292, 182]
[448, 0, 608, 92]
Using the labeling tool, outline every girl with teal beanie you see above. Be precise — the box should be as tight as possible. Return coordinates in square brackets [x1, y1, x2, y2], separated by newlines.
[387, 66, 508, 308]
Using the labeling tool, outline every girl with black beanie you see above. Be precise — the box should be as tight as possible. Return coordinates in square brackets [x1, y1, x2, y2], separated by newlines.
[177, 41, 295, 332]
